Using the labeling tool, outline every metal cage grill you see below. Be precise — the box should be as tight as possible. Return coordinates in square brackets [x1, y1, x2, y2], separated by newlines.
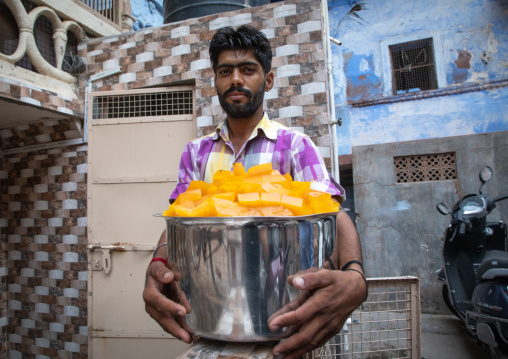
[394, 152, 457, 183]
[389, 38, 438, 95]
[307, 277, 421, 359]
[91, 90, 194, 120]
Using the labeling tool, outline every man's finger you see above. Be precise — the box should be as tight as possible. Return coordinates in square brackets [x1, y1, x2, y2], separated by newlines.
[272, 316, 346, 359]
[149, 261, 176, 284]
[267, 290, 311, 328]
[145, 304, 193, 343]
[143, 279, 188, 316]
[290, 269, 333, 291]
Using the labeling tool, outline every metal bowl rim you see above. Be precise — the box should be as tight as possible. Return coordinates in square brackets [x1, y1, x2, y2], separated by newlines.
[153, 211, 339, 225]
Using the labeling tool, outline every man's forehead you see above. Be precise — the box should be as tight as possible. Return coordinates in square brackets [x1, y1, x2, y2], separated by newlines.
[217, 49, 260, 66]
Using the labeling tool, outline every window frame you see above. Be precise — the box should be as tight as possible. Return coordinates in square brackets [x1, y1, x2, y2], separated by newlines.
[380, 32, 446, 97]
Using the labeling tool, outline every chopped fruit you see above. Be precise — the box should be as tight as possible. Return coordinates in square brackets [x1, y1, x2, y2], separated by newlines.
[162, 162, 339, 217]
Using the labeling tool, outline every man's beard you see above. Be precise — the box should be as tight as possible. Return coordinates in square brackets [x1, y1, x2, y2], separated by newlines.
[217, 81, 266, 119]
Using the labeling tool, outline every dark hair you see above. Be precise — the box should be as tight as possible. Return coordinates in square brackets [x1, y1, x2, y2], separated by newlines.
[209, 25, 273, 74]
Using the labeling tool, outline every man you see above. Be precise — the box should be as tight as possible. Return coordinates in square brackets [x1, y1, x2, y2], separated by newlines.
[143, 25, 367, 359]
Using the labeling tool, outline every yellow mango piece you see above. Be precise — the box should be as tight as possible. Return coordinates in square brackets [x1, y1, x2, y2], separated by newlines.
[262, 173, 286, 183]
[309, 197, 338, 214]
[212, 198, 247, 216]
[238, 182, 263, 194]
[213, 170, 233, 187]
[174, 201, 195, 217]
[246, 163, 273, 177]
[212, 198, 238, 216]
[187, 181, 218, 196]
[194, 194, 213, 206]
[261, 183, 291, 196]
[213, 192, 236, 201]
[162, 204, 176, 217]
[243, 175, 263, 184]
[290, 181, 311, 198]
[190, 198, 216, 217]
[283, 172, 292, 182]
[304, 190, 332, 205]
[233, 162, 246, 176]
[178, 189, 202, 204]
[238, 192, 261, 206]
[236, 205, 262, 217]
[281, 195, 312, 216]
[260, 205, 294, 217]
[260, 192, 282, 205]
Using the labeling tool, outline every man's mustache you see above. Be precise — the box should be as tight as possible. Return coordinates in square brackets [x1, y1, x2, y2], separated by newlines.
[223, 87, 252, 97]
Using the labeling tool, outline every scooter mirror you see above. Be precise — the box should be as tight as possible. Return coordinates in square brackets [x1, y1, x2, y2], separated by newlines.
[479, 166, 493, 184]
[436, 203, 450, 215]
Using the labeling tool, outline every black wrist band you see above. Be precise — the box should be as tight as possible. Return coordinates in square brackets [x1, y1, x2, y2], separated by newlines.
[347, 268, 369, 301]
[326, 258, 336, 270]
[340, 259, 363, 272]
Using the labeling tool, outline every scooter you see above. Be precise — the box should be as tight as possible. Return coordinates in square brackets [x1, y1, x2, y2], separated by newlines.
[436, 166, 508, 358]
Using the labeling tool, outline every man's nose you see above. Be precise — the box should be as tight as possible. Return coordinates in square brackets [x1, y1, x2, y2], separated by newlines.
[230, 68, 243, 87]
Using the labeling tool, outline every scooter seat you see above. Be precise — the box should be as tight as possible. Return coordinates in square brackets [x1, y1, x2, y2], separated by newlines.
[477, 250, 508, 281]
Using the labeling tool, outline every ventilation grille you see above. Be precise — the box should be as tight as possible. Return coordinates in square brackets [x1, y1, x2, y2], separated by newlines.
[394, 152, 457, 183]
[92, 90, 193, 120]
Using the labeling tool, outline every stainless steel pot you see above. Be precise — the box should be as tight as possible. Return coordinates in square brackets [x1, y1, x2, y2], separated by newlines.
[161, 213, 337, 342]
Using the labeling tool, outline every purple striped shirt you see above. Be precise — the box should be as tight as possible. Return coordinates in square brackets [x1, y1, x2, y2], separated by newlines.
[170, 113, 344, 202]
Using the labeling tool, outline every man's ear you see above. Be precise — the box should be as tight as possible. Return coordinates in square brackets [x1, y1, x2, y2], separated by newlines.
[265, 71, 274, 91]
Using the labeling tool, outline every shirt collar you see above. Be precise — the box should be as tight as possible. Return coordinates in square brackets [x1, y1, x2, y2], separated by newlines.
[213, 112, 278, 142]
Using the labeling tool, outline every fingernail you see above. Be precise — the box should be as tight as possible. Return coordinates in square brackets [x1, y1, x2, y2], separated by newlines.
[294, 277, 305, 287]
[273, 351, 281, 357]
[163, 272, 171, 280]
[271, 325, 280, 331]
[177, 310, 185, 316]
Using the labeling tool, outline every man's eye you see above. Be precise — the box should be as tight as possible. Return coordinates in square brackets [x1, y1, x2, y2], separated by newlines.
[243, 67, 255, 73]
[219, 69, 231, 75]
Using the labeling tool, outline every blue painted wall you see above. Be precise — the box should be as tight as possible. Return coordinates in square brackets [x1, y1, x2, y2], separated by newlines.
[131, 0, 163, 30]
[328, 0, 508, 156]
[129, 0, 508, 156]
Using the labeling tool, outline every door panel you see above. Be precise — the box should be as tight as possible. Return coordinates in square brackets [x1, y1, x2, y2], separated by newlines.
[87, 87, 196, 358]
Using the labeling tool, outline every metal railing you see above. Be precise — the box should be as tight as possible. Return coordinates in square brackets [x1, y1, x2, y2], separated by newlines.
[78, 0, 119, 24]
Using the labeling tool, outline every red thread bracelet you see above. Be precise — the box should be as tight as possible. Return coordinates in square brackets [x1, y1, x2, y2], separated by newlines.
[150, 257, 168, 267]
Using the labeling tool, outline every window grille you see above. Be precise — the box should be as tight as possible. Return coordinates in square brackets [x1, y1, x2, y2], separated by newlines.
[0, 0, 78, 73]
[0, 0, 34, 70]
[389, 38, 438, 95]
[394, 152, 457, 183]
[34, 13, 56, 68]
[92, 90, 194, 120]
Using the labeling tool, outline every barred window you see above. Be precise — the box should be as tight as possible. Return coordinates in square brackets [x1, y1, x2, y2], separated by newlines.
[394, 152, 457, 183]
[92, 90, 194, 120]
[389, 38, 438, 95]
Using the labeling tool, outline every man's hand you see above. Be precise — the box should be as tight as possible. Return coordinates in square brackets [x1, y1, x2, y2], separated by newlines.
[267, 267, 367, 359]
[142, 260, 195, 343]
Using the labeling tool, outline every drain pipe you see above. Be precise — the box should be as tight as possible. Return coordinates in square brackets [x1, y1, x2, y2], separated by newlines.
[321, 0, 341, 183]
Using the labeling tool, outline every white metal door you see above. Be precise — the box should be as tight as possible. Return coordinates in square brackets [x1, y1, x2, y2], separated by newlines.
[87, 87, 196, 358]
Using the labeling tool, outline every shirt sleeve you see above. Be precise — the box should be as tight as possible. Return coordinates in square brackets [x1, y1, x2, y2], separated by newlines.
[291, 135, 346, 203]
[169, 141, 198, 203]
